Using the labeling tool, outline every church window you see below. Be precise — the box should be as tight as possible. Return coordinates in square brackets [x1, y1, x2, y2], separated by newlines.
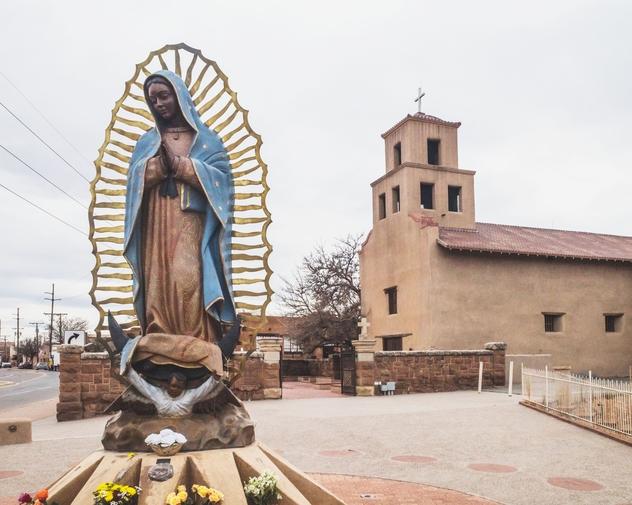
[378, 193, 386, 219]
[385, 287, 397, 315]
[394, 142, 402, 167]
[392, 186, 400, 213]
[427, 139, 440, 165]
[543, 313, 563, 333]
[383, 336, 403, 351]
[605, 314, 623, 333]
[420, 183, 434, 209]
[448, 185, 462, 212]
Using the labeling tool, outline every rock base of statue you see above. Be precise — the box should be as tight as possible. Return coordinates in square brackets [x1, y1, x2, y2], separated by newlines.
[102, 404, 255, 451]
[46, 442, 346, 505]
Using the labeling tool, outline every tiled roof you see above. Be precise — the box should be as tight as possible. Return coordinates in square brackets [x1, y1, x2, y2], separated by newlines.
[381, 112, 461, 138]
[437, 223, 632, 263]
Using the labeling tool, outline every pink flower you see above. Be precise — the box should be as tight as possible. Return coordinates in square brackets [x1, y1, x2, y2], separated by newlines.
[18, 492, 32, 503]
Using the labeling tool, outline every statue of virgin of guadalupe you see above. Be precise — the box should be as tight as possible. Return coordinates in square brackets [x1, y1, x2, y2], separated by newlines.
[122, 70, 237, 378]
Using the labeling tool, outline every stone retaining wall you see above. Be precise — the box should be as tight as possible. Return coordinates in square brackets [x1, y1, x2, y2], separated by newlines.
[56, 338, 283, 421]
[354, 341, 506, 396]
[56, 345, 125, 422]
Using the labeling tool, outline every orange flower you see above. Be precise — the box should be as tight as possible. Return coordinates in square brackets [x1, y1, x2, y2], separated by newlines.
[35, 489, 49, 500]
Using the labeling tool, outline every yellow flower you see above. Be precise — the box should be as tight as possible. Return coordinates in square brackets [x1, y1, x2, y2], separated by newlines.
[166, 492, 181, 505]
[177, 490, 188, 501]
[105, 491, 114, 502]
[197, 486, 210, 498]
[127, 487, 137, 496]
[127, 452, 136, 460]
[177, 485, 186, 493]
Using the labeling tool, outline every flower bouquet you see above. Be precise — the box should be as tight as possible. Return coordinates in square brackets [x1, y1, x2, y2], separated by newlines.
[93, 482, 141, 505]
[165, 484, 224, 504]
[145, 428, 187, 456]
[17, 489, 56, 505]
[243, 472, 281, 505]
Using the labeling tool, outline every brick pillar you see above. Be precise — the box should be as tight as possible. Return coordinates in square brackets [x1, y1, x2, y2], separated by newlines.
[56, 345, 84, 421]
[353, 339, 377, 396]
[485, 341, 507, 386]
[258, 337, 282, 399]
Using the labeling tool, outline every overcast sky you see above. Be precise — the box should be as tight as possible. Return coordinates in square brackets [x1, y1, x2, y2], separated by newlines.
[0, 0, 630, 341]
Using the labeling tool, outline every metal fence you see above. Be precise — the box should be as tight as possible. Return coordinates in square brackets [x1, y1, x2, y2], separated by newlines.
[522, 366, 632, 437]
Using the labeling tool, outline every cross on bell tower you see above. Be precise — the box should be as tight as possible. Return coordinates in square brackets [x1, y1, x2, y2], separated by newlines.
[414, 87, 425, 113]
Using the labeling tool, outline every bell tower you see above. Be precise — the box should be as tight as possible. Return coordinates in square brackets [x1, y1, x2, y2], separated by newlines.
[372, 111, 476, 229]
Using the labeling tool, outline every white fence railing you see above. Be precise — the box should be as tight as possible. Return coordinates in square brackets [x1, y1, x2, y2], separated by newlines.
[522, 366, 632, 437]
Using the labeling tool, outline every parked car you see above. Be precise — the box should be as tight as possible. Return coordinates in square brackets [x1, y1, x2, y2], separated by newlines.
[35, 362, 49, 371]
[1, 362, 11, 368]
[17, 362, 33, 369]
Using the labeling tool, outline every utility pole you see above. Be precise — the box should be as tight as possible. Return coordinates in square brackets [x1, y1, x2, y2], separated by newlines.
[44, 283, 62, 354]
[12, 308, 21, 361]
[30, 321, 45, 361]
[56, 313, 68, 345]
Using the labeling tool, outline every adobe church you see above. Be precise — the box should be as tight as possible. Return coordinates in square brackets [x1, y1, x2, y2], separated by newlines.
[360, 110, 632, 377]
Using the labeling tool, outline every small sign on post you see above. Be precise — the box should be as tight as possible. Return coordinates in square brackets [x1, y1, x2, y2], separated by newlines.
[478, 361, 484, 393]
[63, 330, 86, 347]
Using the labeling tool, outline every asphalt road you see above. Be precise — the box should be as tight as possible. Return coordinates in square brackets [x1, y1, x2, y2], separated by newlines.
[0, 368, 59, 412]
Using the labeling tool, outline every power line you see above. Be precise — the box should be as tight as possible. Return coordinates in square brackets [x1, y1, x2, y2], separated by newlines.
[0, 71, 92, 165]
[0, 143, 87, 209]
[0, 100, 91, 183]
[0, 181, 87, 237]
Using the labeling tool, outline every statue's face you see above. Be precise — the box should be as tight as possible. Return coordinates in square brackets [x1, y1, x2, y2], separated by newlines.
[165, 374, 186, 398]
[148, 82, 178, 122]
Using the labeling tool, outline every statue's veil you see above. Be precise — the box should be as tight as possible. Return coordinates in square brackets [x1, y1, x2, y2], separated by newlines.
[89, 43, 273, 347]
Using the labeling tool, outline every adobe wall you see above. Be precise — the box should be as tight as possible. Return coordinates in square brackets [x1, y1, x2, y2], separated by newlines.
[427, 247, 632, 376]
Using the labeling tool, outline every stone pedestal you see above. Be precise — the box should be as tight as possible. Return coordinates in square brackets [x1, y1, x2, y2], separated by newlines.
[47, 443, 346, 505]
[352, 339, 377, 396]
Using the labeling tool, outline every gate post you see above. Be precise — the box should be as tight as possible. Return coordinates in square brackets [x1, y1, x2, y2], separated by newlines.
[352, 338, 377, 396]
[259, 337, 283, 399]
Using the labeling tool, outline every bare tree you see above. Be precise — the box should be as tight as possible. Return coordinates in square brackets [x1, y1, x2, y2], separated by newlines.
[281, 235, 362, 352]
[49, 316, 89, 344]
[20, 338, 40, 362]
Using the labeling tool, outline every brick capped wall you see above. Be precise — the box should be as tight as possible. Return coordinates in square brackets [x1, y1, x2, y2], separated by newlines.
[370, 342, 506, 395]
[231, 352, 281, 401]
[57, 346, 125, 422]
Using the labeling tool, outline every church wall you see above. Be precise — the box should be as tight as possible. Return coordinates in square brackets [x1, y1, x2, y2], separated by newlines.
[425, 246, 632, 377]
[360, 211, 429, 350]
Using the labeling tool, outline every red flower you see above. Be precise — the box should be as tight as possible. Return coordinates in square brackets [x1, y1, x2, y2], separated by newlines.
[18, 492, 32, 503]
[35, 489, 48, 501]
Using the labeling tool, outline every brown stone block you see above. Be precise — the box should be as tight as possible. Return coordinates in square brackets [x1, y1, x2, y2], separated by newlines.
[93, 376, 103, 384]
[59, 392, 81, 403]
[95, 384, 110, 393]
[81, 364, 102, 374]
[60, 363, 81, 374]
[80, 373, 94, 383]
[81, 392, 101, 401]
[56, 411, 82, 422]
[56, 401, 82, 413]
[59, 383, 81, 393]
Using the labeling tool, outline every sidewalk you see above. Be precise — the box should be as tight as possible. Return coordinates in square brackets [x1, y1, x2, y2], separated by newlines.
[1, 391, 631, 504]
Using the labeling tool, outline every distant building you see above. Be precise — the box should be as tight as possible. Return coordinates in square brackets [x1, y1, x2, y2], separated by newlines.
[360, 111, 632, 376]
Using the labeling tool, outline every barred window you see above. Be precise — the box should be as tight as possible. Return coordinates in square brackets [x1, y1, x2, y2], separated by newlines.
[385, 287, 398, 315]
[543, 313, 563, 333]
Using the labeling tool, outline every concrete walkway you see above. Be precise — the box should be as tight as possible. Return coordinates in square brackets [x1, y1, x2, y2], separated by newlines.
[1, 391, 631, 504]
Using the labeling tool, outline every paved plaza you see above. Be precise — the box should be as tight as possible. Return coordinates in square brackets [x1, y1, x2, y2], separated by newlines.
[1, 386, 632, 504]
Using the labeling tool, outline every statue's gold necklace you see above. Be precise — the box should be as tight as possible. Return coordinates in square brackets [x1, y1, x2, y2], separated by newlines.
[164, 126, 189, 141]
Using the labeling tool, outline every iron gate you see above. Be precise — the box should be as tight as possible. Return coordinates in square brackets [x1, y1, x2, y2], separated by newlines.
[340, 349, 356, 395]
